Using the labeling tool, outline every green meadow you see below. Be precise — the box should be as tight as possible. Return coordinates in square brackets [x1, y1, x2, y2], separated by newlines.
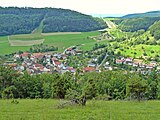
[0, 31, 109, 55]
[0, 99, 160, 120]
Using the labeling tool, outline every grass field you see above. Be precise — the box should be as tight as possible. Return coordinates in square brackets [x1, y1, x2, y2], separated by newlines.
[43, 31, 101, 52]
[0, 99, 160, 120]
[0, 31, 103, 55]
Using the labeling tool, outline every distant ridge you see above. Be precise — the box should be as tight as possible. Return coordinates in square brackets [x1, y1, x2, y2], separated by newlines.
[122, 11, 160, 18]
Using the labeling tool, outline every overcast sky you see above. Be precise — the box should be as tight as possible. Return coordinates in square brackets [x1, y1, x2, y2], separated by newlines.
[1, 0, 160, 15]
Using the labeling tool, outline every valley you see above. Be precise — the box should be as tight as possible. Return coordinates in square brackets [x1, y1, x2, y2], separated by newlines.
[0, 7, 160, 120]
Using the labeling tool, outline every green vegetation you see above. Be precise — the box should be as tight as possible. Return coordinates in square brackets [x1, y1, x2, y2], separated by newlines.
[0, 31, 104, 54]
[0, 7, 44, 36]
[0, 36, 30, 55]
[43, 31, 103, 52]
[43, 10, 106, 32]
[0, 99, 160, 120]
[123, 11, 160, 18]
[149, 20, 160, 40]
[0, 66, 160, 100]
[29, 44, 58, 53]
[105, 18, 160, 60]
[0, 7, 106, 36]
[118, 17, 160, 32]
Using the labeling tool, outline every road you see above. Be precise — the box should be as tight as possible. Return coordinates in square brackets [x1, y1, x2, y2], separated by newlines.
[105, 20, 117, 29]
[97, 53, 108, 69]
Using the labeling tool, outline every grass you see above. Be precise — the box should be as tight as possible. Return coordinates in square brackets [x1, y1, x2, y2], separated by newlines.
[0, 31, 103, 55]
[0, 99, 160, 120]
[43, 31, 101, 52]
[0, 36, 30, 55]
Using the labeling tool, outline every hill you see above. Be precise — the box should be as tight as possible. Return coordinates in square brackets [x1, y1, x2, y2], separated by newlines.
[0, 7, 107, 36]
[149, 20, 160, 40]
[117, 17, 160, 32]
[122, 11, 160, 18]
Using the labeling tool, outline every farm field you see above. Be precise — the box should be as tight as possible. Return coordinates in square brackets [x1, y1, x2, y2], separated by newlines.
[0, 31, 105, 55]
[0, 99, 160, 120]
[0, 36, 30, 55]
[43, 31, 103, 52]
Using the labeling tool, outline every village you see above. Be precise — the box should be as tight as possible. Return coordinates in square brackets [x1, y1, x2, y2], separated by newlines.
[3, 46, 160, 75]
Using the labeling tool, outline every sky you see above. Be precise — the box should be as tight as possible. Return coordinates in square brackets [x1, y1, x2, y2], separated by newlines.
[1, 0, 160, 16]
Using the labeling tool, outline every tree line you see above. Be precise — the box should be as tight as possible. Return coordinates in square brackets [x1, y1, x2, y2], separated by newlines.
[29, 44, 58, 53]
[0, 66, 160, 102]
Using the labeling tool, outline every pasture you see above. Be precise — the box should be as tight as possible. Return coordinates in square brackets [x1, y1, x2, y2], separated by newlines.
[0, 31, 102, 55]
[0, 99, 160, 120]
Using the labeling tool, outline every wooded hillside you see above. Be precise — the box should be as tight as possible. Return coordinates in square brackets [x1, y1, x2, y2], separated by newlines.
[0, 7, 107, 36]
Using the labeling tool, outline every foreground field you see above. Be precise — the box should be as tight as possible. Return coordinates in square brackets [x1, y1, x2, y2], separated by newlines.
[0, 99, 160, 120]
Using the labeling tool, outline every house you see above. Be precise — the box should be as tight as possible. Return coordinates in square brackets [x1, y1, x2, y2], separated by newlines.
[75, 50, 83, 55]
[105, 62, 109, 65]
[83, 67, 95, 72]
[146, 63, 154, 69]
[116, 59, 123, 64]
[41, 67, 51, 73]
[92, 58, 98, 62]
[33, 53, 43, 59]
[33, 64, 44, 70]
[20, 52, 30, 59]
[53, 60, 63, 68]
[88, 63, 96, 67]
[67, 67, 76, 73]
[14, 54, 20, 59]
[150, 61, 157, 67]
[67, 48, 72, 51]
[133, 59, 143, 67]
[8, 63, 18, 69]
[124, 58, 133, 64]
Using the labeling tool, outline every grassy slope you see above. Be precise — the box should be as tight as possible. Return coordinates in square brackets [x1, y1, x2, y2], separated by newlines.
[0, 99, 160, 120]
[116, 44, 160, 58]
[106, 23, 160, 58]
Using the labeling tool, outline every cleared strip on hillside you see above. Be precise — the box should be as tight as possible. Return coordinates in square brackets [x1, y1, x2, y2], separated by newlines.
[9, 39, 44, 46]
[41, 32, 82, 36]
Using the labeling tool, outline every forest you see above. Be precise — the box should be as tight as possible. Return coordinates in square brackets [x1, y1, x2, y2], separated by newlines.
[0, 7, 106, 36]
[0, 66, 160, 102]
[117, 17, 160, 32]
[149, 20, 160, 40]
